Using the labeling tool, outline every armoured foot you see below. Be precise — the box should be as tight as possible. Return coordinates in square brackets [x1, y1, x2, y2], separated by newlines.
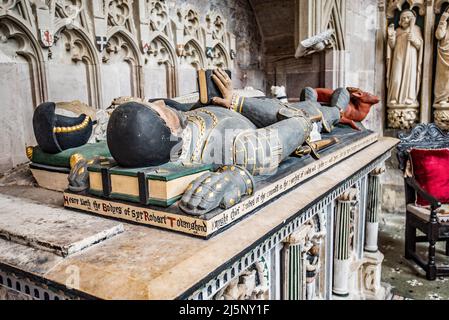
[331, 88, 350, 111]
[300, 87, 318, 102]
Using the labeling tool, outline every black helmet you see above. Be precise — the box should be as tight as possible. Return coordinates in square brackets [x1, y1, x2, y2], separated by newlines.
[33, 102, 93, 154]
[107, 102, 182, 168]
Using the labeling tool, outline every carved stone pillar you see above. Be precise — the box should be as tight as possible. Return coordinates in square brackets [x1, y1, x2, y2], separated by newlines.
[333, 189, 357, 297]
[365, 168, 385, 253]
[359, 168, 388, 300]
[282, 219, 325, 300]
[282, 236, 304, 300]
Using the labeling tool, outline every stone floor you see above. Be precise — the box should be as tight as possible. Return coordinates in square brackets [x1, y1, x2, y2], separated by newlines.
[380, 212, 449, 300]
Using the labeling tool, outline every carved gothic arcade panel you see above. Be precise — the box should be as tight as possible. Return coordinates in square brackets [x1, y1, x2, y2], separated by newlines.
[205, 11, 232, 69]
[176, 5, 205, 96]
[141, 0, 177, 98]
[102, 32, 141, 106]
[0, 17, 43, 170]
[0, 0, 238, 171]
[144, 36, 177, 98]
[1, 0, 236, 106]
[48, 27, 98, 105]
[102, 0, 143, 105]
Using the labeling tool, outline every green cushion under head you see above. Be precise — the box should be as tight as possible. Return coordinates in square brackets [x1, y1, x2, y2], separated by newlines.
[31, 141, 111, 168]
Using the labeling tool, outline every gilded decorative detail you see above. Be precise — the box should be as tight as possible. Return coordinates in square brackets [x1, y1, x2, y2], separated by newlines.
[26, 146, 34, 161]
[69, 153, 85, 169]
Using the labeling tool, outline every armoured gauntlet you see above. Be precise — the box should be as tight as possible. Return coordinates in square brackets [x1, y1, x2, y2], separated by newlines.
[179, 165, 255, 216]
[68, 155, 90, 193]
[68, 156, 107, 193]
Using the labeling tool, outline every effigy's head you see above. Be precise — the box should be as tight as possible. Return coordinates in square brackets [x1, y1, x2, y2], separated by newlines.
[344, 87, 380, 123]
[107, 101, 184, 168]
[33, 102, 94, 154]
[347, 87, 380, 106]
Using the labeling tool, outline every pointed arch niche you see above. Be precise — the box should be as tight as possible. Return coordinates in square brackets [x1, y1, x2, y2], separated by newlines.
[47, 27, 100, 108]
[143, 35, 178, 99]
[207, 42, 231, 69]
[178, 38, 205, 96]
[0, 17, 44, 170]
[101, 31, 142, 107]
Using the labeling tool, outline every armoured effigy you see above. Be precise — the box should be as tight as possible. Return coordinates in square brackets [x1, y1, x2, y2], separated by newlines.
[68, 69, 379, 216]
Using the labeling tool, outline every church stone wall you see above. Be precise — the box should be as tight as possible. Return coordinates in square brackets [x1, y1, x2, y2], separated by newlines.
[0, 0, 264, 172]
[345, 0, 384, 134]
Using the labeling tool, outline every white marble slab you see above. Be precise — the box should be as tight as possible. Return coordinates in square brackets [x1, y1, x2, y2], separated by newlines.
[0, 194, 124, 257]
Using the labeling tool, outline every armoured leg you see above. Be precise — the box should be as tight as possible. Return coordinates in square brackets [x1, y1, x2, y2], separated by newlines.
[234, 114, 311, 176]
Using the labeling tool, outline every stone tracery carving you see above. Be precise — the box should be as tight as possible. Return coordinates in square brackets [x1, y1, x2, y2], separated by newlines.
[213, 257, 270, 300]
[208, 44, 229, 69]
[57, 28, 94, 63]
[1, 0, 35, 29]
[174, 5, 204, 58]
[108, 0, 131, 27]
[49, 27, 101, 107]
[148, 0, 169, 33]
[146, 36, 172, 65]
[0, 17, 45, 103]
[103, 32, 138, 65]
[53, 0, 88, 32]
[55, 0, 83, 20]
[182, 38, 204, 69]
[178, 6, 201, 39]
[0, 0, 20, 14]
[102, 32, 142, 100]
[145, 35, 177, 97]
[204, 12, 231, 69]
[206, 12, 226, 43]
[0, 1, 236, 111]
[0, 17, 46, 167]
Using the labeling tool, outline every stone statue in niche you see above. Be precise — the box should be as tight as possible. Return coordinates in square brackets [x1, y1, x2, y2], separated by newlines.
[434, 7, 449, 130]
[387, 9, 423, 129]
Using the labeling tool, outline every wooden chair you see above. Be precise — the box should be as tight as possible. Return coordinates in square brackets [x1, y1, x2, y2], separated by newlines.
[397, 123, 449, 280]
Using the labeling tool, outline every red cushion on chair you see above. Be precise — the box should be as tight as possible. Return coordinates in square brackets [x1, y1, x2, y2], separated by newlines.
[410, 148, 449, 206]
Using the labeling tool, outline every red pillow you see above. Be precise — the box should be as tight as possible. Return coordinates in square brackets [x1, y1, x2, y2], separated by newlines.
[410, 148, 449, 206]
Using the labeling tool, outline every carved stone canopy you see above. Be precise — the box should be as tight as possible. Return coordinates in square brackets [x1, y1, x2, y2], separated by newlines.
[386, 0, 426, 18]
